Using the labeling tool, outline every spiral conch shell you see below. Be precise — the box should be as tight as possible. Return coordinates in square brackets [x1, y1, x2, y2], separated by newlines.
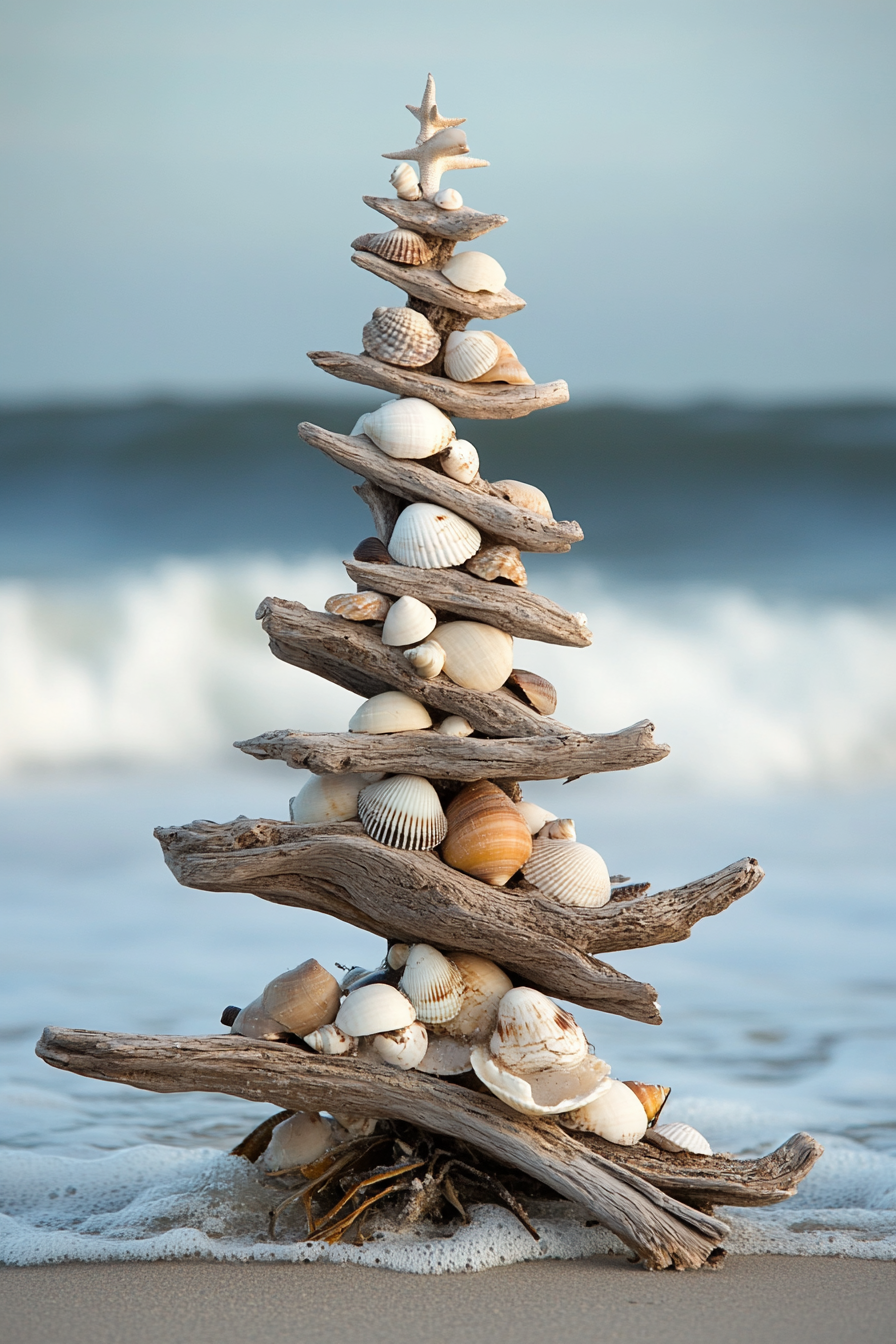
[562, 1079, 649, 1147]
[325, 591, 392, 622]
[349, 691, 432, 734]
[388, 503, 481, 569]
[443, 331, 499, 383]
[353, 228, 433, 266]
[523, 839, 611, 908]
[653, 1122, 712, 1155]
[490, 480, 553, 519]
[403, 640, 445, 679]
[264, 1112, 334, 1170]
[303, 1023, 356, 1056]
[363, 307, 441, 368]
[465, 544, 527, 587]
[288, 772, 366, 825]
[390, 162, 422, 200]
[440, 439, 479, 484]
[358, 774, 447, 851]
[381, 594, 437, 646]
[359, 398, 455, 460]
[335, 983, 416, 1037]
[441, 780, 532, 886]
[261, 959, 341, 1037]
[432, 621, 513, 692]
[441, 251, 507, 294]
[400, 944, 465, 1025]
[470, 334, 533, 385]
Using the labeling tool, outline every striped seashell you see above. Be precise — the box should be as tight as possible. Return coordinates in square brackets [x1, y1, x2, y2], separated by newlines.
[562, 1079, 649, 1146]
[369, 1021, 429, 1070]
[388, 502, 480, 569]
[443, 330, 499, 382]
[470, 334, 533, 385]
[303, 1023, 356, 1056]
[441, 251, 507, 294]
[363, 306, 441, 368]
[505, 668, 557, 716]
[261, 959, 341, 1037]
[362, 398, 455, 460]
[381, 594, 437, 646]
[335, 983, 416, 1037]
[523, 839, 611, 908]
[403, 640, 445, 679]
[352, 228, 433, 266]
[432, 620, 513, 692]
[517, 801, 557, 836]
[348, 691, 432, 734]
[435, 715, 474, 737]
[390, 162, 421, 200]
[358, 774, 447, 850]
[464, 543, 528, 587]
[416, 1034, 473, 1076]
[264, 1112, 334, 1170]
[653, 1122, 713, 1156]
[490, 479, 553, 519]
[622, 1081, 671, 1125]
[325, 591, 392, 622]
[288, 772, 366, 825]
[400, 944, 465, 1025]
[440, 439, 479, 483]
[441, 780, 532, 887]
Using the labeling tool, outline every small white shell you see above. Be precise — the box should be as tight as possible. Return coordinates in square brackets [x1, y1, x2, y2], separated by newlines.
[416, 1035, 473, 1076]
[490, 480, 553, 518]
[471, 1047, 612, 1117]
[363, 306, 440, 368]
[441, 439, 479, 484]
[348, 691, 432, 734]
[517, 801, 557, 836]
[303, 1023, 356, 1056]
[523, 840, 611, 908]
[265, 1112, 333, 1170]
[403, 640, 445, 679]
[335, 982, 416, 1037]
[358, 774, 447, 850]
[443, 331, 499, 383]
[362, 398, 455, 460]
[653, 1122, 713, 1156]
[400, 944, 465, 1025]
[432, 621, 514, 693]
[325, 591, 392, 622]
[370, 1021, 429, 1070]
[432, 188, 463, 210]
[388, 502, 481, 569]
[440, 953, 513, 1041]
[353, 228, 432, 266]
[231, 995, 286, 1041]
[562, 1079, 649, 1146]
[386, 943, 411, 971]
[381, 594, 437, 646]
[573, 612, 589, 628]
[537, 818, 576, 841]
[442, 251, 507, 294]
[490, 987, 589, 1073]
[289, 773, 366, 825]
[435, 715, 474, 737]
[390, 162, 421, 200]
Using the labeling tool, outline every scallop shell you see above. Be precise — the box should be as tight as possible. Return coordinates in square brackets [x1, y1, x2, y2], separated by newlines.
[358, 774, 447, 850]
[369, 1021, 429, 1070]
[230, 996, 288, 1041]
[537, 817, 576, 841]
[416, 1035, 474, 1076]
[264, 1112, 333, 1170]
[490, 480, 553, 518]
[386, 943, 411, 971]
[441, 251, 507, 294]
[325, 591, 392, 622]
[490, 987, 589, 1073]
[348, 691, 432, 734]
[440, 953, 513, 1041]
[352, 536, 392, 564]
[335, 982, 416, 1037]
[303, 1023, 356, 1056]
[435, 715, 474, 737]
[441, 780, 532, 887]
[353, 228, 433, 266]
[517, 801, 557, 836]
[505, 668, 557, 716]
[523, 840, 611, 908]
[562, 1079, 649, 1146]
[363, 306, 441, 368]
[362, 399, 455, 460]
[388, 503, 480, 569]
[653, 1122, 713, 1156]
[390, 162, 421, 200]
[441, 439, 479, 484]
[443, 330, 499, 383]
[381, 594, 437, 646]
[465, 544, 528, 587]
[261, 959, 341, 1037]
[471, 1045, 612, 1117]
[432, 621, 513, 692]
[622, 1081, 671, 1125]
[288, 772, 366, 825]
[469, 334, 533, 385]
[400, 944, 465, 1025]
[433, 187, 462, 210]
[403, 640, 445, 679]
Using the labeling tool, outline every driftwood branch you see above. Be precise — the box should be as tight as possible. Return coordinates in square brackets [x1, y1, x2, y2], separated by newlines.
[353, 481, 406, 544]
[299, 422, 583, 553]
[362, 196, 507, 242]
[352, 251, 526, 321]
[36, 1028, 730, 1270]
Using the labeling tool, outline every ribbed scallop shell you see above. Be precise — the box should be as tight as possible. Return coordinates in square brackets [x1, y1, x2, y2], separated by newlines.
[358, 774, 447, 850]
[443, 331, 499, 382]
[265, 1112, 333, 1170]
[464, 544, 527, 587]
[335, 983, 416, 1037]
[441, 251, 507, 294]
[469, 334, 533, 385]
[370, 1021, 429, 1070]
[440, 953, 513, 1041]
[432, 621, 513, 692]
[400, 944, 465, 1025]
[523, 839, 611, 908]
[261, 959, 341, 1036]
[490, 479, 553, 518]
[381, 594, 437, 646]
[505, 668, 557, 716]
[288, 773, 366, 825]
[562, 1079, 649, 1146]
[348, 691, 432, 734]
[353, 228, 433, 266]
[490, 987, 589, 1073]
[653, 1122, 713, 1155]
[471, 1047, 612, 1117]
[622, 1081, 671, 1125]
[416, 1035, 473, 1076]
[325, 591, 392, 622]
[403, 640, 445, 679]
[388, 503, 481, 569]
[441, 780, 532, 887]
[435, 715, 474, 737]
[517, 801, 557, 835]
[363, 307, 441, 368]
[363, 399, 455, 460]
[440, 439, 479, 483]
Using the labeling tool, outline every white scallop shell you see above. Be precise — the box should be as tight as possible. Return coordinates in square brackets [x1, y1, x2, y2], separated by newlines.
[440, 439, 479, 483]
[432, 621, 514, 692]
[435, 715, 474, 737]
[390, 162, 421, 200]
[363, 307, 441, 368]
[348, 691, 432, 734]
[443, 331, 499, 382]
[369, 1021, 429, 1070]
[354, 228, 432, 266]
[388, 503, 481, 569]
[490, 479, 553, 518]
[381, 594, 437, 646]
[653, 1122, 713, 1156]
[517, 801, 557, 836]
[562, 1079, 649, 1146]
[489, 987, 589, 1073]
[403, 640, 445, 679]
[358, 774, 447, 850]
[400, 944, 465, 1025]
[264, 1112, 333, 1170]
[325, 591, 392, 622]
[335, 983, 416, 1037]
[303, 1023, 356, 1056]
[470, 1047, 612, 1117]
[288, 773, 366, 825]
[523, 840, 611, 908]
[442, 251, 507, 294]
[362, 399, 455, 460]
[440, 953, 513, 1041]
[432, 188, 463, 210]
[416, 1035, 474, 1076]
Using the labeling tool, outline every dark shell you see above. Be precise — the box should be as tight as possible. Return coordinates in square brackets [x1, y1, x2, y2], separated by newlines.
[504, 669, 558, 717]
[353, 536, 392, 564]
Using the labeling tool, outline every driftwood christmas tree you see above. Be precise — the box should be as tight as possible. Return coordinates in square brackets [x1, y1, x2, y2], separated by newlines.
[37, 76, 821, 1271]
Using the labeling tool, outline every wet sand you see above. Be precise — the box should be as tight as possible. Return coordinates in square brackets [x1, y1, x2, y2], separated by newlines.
[2, 1256, 893, 1344]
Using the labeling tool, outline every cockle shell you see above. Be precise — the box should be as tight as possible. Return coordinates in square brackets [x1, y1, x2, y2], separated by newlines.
[416, 1035, 474, 1076]
[230, 996, 287, 1041]
[390, 162, 421, 200]
[325, 591, 392, 622]
[435, 715, 474, 737]
[441, 780, 532, 886]
[363, 307, 441, 368]
[335, 982, 416, 1037]
[622, 1081, 671, 1125]
[432, 621, 514, 692]
[303, 1023, 356, 1056]
[471, 1047, 612, 1117]
[265, 1112, 334, 1171]
[261, 959, 341, 1037]
[490, 480, 553, 518]
[370, 1021, 429, 1070]
[387, 943, 411, 971]
[353, 228, 433, 266]
[537, 818, 576, 841]
[433, 188, 462, 210]
[523, 839, 611, 908]
[441, 251, 507, 294]
[361, 399, 455, 460]
[381, 594, 437, 646]
[388, 502, 481, 569]
[465, 544, 528, 587]
[358, 774, 447, 851]
[653, 1122, 713, 1156]
[349, 691, 432, 734]
[440, 953, 513, 1041]
[490, 987, 588, 1073]
[562, 1079, 650, 1146]
[440, 439, 479, 483]
[469, 334, 533, 385]
[288, 772, 366, 825]
[443, 330, 499, 383]
[517, 801, 557, 836]
[505, 669, 557, 716]
[403, 640, 445, 679]
[353, 535, 393, 564]
[400, 944, 465, 1025]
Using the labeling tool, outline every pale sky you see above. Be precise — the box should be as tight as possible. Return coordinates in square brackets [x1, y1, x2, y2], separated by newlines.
[1, 0, 894, 402]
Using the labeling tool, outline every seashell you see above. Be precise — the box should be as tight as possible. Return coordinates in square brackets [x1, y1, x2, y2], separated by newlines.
[472, 1046, 612, 1117]
[388, 502, 480, 569]
[335, 982, 416, 1037]
[469, 334, 534, 385]
[362, 399, 455, 460]
[562, 1079, 649, 1146]
[386, 943, 411, 971]
[505, 668, 557, 716]
[416, 1034, 473, 1076]
[489, 480, 553, 518]
[303, 1023, 356, 1056]
[325, 591, 392, 622]
[653, 1122, 713, 1156]
[362, 306, 441, 368]
[353, 228, 433, 266]
[465, 544, 528, 587]
[390, 162, 421, 200]
[400, 944, 465, 1025]
[261, 959, 341, 1037]
[432, 621, 513, 692]
[622, 1081, 671, 1126]
[369, 1021, 429, 1070]
[381, 594, 437, 646]
[523, 840, 611, 908]
[573, 612, 588, 627]
[440, 953, 513, 1041]
[490, 987, 588, 1073]
[517, 801, 557, 836]
[403, 640, 445, 680]
[441, 251, 507, 295]
[288, 772, 366, 825]
[537, 818, 576, 842]
[339, 966, 372, 993]
[441, 780, 532, 887]
[435, 715, 474, 737]
[230, 996, 288, 1041]
[331, 1113, 380, 1139]
[443, 331, 499, 383]
[358, 774, 447, 850]
[349, 691, 432, 734]
[353, 535, 392, 564]
[341, 966, 400, 993]
[432, 188, 463, 210]
[440, 439, 479, 484]
[265, 1112, 334, 1170]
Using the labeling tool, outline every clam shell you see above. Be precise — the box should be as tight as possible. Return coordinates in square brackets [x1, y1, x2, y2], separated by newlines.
[370, 1021, 429, 1070]
[523, 840, 611, 908]
[432, 188, 462, 210]
[441, 780, 532, 887]
[440, 439, 479, 484]
[353, 535, 392, 564]
[261, 959, 341, 1037]
[517, 801, 557, 835]
[622, 1081, 671, 1125]
[348, 691, 432, 734]
[363, 307, 441, 368]
[465, 544, 528, 587]
[471, 1046, 612, 1117]
[537, 817, 576, 841]
[562, 1079, 649, 1146]
[470, 334, 533, 385]
[440, 952, 513, 1041]
[400, 944, 465, 1024]
[490, 987, 588, 1073]
[390, 162, 421, 200]
[362, 399, 455, 460]
[353, 228, 433, 266]
[416, 1035, 473, 1076]
[303, 1023, 356, 1056]
[490, 480, 553, 518]
[403, 640, 445, 679]
[388, 503, 480, 569]
[358, 774, 447, 850]
[288, 772, 366, 825]
[325, 591, 392, 622]
[441, 251, 507, 294]
[231, 995, 288, 1041]
[435, 715, 474, 737]
[381, 594, 437, 646]
[335, 982, 416, 1037]
[443, 330, 499, 382]
[653, 1122, 713, 1156]
[386, 943, 411, 971]
[264, 1112, 333, 1170]
[505, 668, 557, 716]
[432, 621, 513, 692]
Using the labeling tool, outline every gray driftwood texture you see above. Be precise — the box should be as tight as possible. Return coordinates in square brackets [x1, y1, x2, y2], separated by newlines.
[362, 196, 507, 242]
[352, 251, 526, 320]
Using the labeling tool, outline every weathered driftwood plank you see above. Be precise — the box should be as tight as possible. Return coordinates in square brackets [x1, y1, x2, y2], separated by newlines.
[257, 597, 564, 739]
[307, 353, 569, 421]
[36, 1027, 728, 1270]
[235, 720, 669, 782]
[352, 251, 526, 321]
[299, 422, 583, 552]
[362, 196, 507, 242]
[344, 559, 592, 648]
[353, 481, 405, 544]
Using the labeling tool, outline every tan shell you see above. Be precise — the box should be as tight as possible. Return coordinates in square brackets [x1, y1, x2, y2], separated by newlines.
[369, 1021, 429, 1070]
[523, 840, 611, 908]
[386, 943, 411, 971]
[562, 1079, 649, 1146]
[433, 621, 514, 692]
[381, 594, 437, 646]
[264, 1112, 333, 1170]
[622, 1081, 671, 1125]
[358, 774, 447, 851]
[441, 251, 507, 294]
[537, 817, 576, 841]
[653, 1122, 713, 1156]
[388, 503, 480, 569]
[440, 439, 479, 484]
[490, 987, 588, 1073]
[443, 330, 499, 382]
[400, 944, 465, 1025]
[325, 591, 392, 622]
[490, 479, 553, 518]
[505, 668, 557, 716]
[231, 995, 287, 1041]
[440, 953, 513, 1041]
[303, 1023, 356, 1056]
[441, 780, 532, 887]
[403, 640, 445, 679]
[331, 1113, 380, 1139]
[362, 398, 455, 460]
[469, 334, 533, 385]
[363, 307, 441, 368]
[335, 982, 416, 1037]
[435, 715, 474, 737]
[349, 691, 432, 734]
[390, 162, 421, 200]
[352, 228, 433, 266]
[517, 801, 557, 835]
[465, 544, 528, 587]
[471, 1045, 612, 1117]
[416, 1034, 474, 1076]
[261, 959, 341, 1037]
[352, 535, 392, 564]
[288, 772, 366, 825]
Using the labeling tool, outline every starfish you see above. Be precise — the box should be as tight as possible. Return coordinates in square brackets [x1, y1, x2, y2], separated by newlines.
[406, 72, 465, 145]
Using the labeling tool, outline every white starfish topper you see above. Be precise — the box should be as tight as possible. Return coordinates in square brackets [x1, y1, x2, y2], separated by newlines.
[383, 73, 489, 201]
